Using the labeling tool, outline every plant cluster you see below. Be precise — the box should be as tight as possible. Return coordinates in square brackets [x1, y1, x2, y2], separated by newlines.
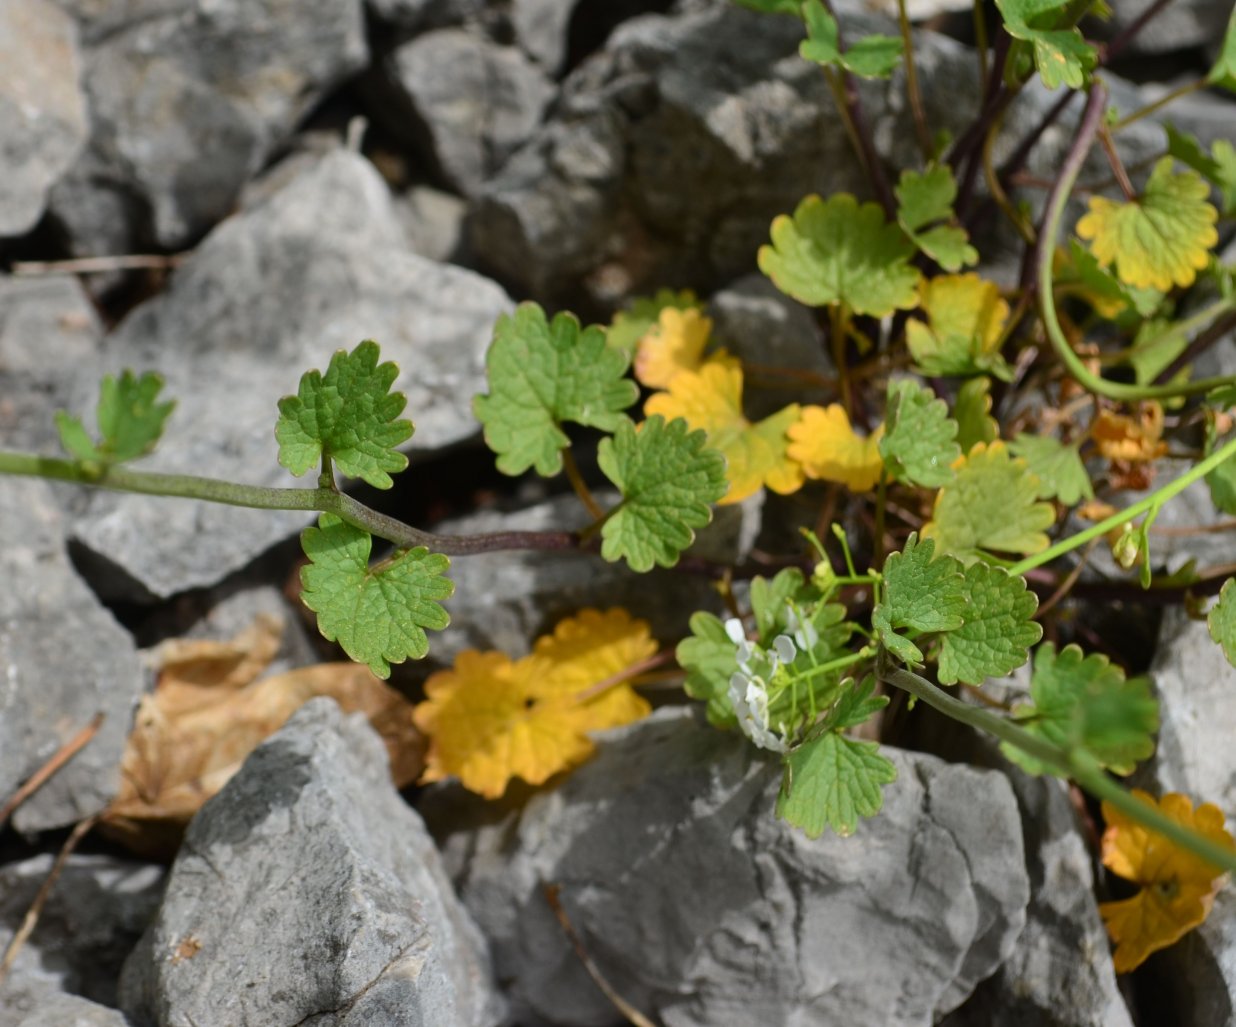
[6, 0, 1236, 974]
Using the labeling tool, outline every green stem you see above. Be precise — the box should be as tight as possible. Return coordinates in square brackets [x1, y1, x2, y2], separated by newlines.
[1036, 81, 1236, 402]
[1008, 430, 1236, 576]
[880, 660, 1236, 873]
[0, 450, 579, 556]
[1111, 79, 1206, 131]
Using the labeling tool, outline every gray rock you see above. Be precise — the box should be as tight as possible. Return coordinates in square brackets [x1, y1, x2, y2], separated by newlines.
[511, 0, 579, 74]
[120, 698, 504, 1027]
[373, 30, 556, 198]
[0, 854, 164, 1009]
[938, 744, 1132, 1025]
[49, 0, 368, 252]
[1, 977, 131, 1027]
[0, 0, 89, 238]
[432, 706, 1030, 1027]
[365, 0, 486, 32]
[1131, 608, 1236, 1026]
[0, 478, 143, 832]
[708, 273, 830, 418]
[471, 3, 869, 302]
[395, 184, 470, 264]
[1098, 0, 1233, 56]
[67, 149, 512, 600]
[0, 275, 102, 451]
[1145, 607, 1236, 824]
[431, 489, 755, 664]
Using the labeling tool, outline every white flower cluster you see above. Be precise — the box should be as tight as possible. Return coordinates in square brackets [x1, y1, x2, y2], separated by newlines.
[725, 617, 797, 753]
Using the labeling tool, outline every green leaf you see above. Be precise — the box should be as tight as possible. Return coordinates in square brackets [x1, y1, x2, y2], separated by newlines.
[474, 303, 639, 477]
[1210, 577, 1236, 669]
[954, 376, 999, 454]
[1003, 643, 1158, 776]
[879, 378, 961, 488]
[799, 0, 903, 78]
[596, 415, 727, 571]
[730, 0, 800, 13]
[1063, 239, 1163, 319]
[995, 0, 1096, 90]
[751, 568, 808, 638]
[1205, 424, 1236, 515]
[1207, 6, 1236, 91]
[875, 534, 967, 668]
[299, 514, 453, 678]
[937, 562, 1041, 685]
[275, 341, 412, 489]
[874, 533, 966, 665]
[1076, 157, 1219, 292]
[677, 611, 739, 727]
[776, 731, 897, 838]
[822, 674, 890, 732]
[1009, 433, 1093, 506]
[55, 371, 175, 465]
[1125, 318, 1189, 386]
[905, 274, 1012, 379]
[1165, 125, 1236, 215]
[924, 441, 1055, 562]
[758, 194, 921, 317]
[895, 166, 978, 271]
[607, 289, 700, 357]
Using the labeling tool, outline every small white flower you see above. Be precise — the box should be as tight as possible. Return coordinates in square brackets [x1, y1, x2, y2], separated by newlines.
[724, 618, 746, 644]
[728, 668, 788, 753]
[773, 634, 797, 665]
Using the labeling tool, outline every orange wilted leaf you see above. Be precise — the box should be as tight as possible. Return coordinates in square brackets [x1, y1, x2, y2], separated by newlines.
[1093, 402, 1168, 463]
[788, 404, 884, 491]
[634, 307, 715, 389]
[645, 360, 802, 503]
[102, 614, 422, 858]
[414, 609, 655, 798]
[1099, 790, 1236, 973]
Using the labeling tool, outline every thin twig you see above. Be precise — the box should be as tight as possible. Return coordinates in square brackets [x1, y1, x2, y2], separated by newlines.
[542, 884, 658, 1027]
[11, 254, 185, 276]
[561, 447, 605, 520]
[896, 0, 932, 160]
[1110, 79, 1204, 132]
[0, 813, 102, 987]
[1097, 126, 1136, 201]
[1101, 0, 1178, 63]
[0, 713, 105, 831]
[573, 650, 680, 704]
[1034, 538, 1098, 619]
[1153, 307, 1236, 386]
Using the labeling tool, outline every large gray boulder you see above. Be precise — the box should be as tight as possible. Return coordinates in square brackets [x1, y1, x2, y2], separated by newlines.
[120, 698, 504, 1027]
[431, 706, 1030, 1027]
[49, 0, 367, 253]
[0, 0, 89, 238]
[371, 29, 556, 198]
[0, 478, 143, 832]
[66, 148, 512, 600]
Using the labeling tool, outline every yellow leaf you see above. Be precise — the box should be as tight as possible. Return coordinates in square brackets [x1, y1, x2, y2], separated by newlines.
[905, 273, 1010, 377]
[413, 609, 655, 798]
[788, 404, 885, 491]
[1093, 402, 1168, 462]
[1076, 158, 1219, 292]
[644, 361, 803, 503]
[102, 614, 423, 859]
[1099, 790, 1236, 973]
[634, 307, 713, 389]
